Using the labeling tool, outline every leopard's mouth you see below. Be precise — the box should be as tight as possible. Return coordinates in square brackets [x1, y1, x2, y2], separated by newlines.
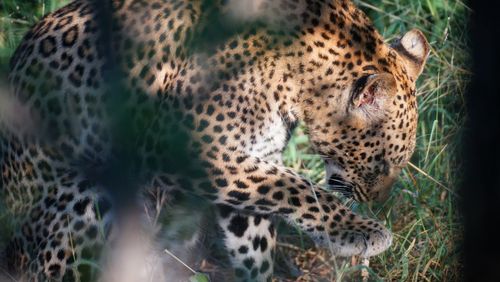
[324, 159, 355, 198]
[327, 174, 354, 199]
[324, 159, 370, 201]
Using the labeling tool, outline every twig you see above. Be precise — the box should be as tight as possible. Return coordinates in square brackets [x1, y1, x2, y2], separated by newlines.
[407, 162, 460, 198]
[351, 256, 370, 282]
[0, 17, 30, 25]
[164, 248, 197, 274]
[361, 258, 370, 282]
[276, 242, 302, 251]
[0, 266, 17, 282]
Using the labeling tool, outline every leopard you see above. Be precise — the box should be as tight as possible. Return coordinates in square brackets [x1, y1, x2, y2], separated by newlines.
[0, 0, 430, 281]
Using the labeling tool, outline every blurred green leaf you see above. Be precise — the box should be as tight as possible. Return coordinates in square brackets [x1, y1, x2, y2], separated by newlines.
[189, 273, 210, 282]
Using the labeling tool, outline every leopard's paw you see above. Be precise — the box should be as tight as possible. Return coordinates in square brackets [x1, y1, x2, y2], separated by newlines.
[322, 218, 392, 258]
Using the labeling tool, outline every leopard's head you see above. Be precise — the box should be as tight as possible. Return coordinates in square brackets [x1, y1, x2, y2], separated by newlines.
[301, 29, 430, 202]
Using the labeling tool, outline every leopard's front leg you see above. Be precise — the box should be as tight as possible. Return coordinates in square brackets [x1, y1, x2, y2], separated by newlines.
[202, 152, 392, 258]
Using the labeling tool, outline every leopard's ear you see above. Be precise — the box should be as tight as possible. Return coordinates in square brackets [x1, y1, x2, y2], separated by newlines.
[350, 73, 397, 121]
[391, 29, 430, 81]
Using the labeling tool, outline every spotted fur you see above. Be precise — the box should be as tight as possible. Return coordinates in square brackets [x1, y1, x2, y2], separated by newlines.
[1, 0, 429, 281]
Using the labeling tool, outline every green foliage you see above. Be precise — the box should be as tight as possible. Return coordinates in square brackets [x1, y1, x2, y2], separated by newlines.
[0, 0, 69, 73]
[190, 273, 211, 282]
